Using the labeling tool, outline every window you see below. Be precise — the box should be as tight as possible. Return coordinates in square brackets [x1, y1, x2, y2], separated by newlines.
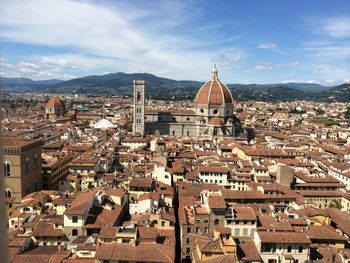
[213, 109, 218, 114]
[214, 219, 219, 225]
[298, 246, 303, 253]
[172, 130, 175, 136]
[137, 92, 141, 102]
[5, 189, 12, 198]
[234, 228, 240, 236]
[72, 216, 78, 223]
[287, 246, 292, 253]
[23, 207, 30, 212]
[34, 154, 38, 168]
[250, 229, 255, 237]
[3, 162, 10, 176]
[243, 228, 248, 236]
[72, 229, 78, 236]
[25, 158, 30, 174]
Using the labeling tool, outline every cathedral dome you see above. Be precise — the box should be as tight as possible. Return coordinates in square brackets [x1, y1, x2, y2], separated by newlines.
[46, 97, 65, 108]
[195, 65, 233, 105]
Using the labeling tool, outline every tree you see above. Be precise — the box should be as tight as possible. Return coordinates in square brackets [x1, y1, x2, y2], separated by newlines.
[345, 107, 350, 119]
[329, 199, 342, 210]
[316, 108, 325, 115]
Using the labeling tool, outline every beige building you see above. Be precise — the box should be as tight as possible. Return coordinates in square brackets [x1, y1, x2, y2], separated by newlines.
[42, 152, 75, 190]
[3, 138, 43, 205]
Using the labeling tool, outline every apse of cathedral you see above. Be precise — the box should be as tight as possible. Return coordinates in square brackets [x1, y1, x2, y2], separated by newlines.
[133, 65, 246, 138]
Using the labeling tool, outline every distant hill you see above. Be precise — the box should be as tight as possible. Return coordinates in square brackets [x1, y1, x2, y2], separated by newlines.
[45, 72, 203, 99]
[231, 85, 311, 101]
[1, 73, 348, 102]
[313, 83, 350, 102]
[1, 77, 62, 92]
[229, 83, 329, 93]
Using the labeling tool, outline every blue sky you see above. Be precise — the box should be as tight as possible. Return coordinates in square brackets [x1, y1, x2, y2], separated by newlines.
[1, 0, 349, 85]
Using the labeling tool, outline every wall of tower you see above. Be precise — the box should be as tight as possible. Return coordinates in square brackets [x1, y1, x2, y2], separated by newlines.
[133, 80, 145, 134]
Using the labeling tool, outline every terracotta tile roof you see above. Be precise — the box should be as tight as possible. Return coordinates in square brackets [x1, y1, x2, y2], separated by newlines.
[306, 225, 348, 241]
[208, 195, 226, 209]
[3, 137, 41, 148]
[33, 219, 66, 237]
[104, 188, 126, 198]
[95, 242, 174, 262]
[46, 97, 65, 108]
[236, 237, 262, 262]
[64, 191, 96, 215]
[99, 225, 117, 239]
[258, 231, 311, 244]
[129, 177, 153, 188]
[195, 79, 233, 105]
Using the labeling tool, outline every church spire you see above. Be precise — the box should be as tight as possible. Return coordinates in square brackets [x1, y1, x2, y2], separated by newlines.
[211, 64, 218, 80]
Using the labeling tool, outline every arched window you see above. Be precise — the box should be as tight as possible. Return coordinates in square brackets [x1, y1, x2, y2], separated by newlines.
[5, 189, 12, 198]
[25, 158, 30, 174]
[214, 219, 219, 225]
[137, 92, 141, 102]
[3, 162, 10, 176]
[72, 229, 78, 236]
[34, 154, 38, 169]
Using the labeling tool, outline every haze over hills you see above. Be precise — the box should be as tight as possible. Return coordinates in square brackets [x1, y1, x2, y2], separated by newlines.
[1, 73, 348, 102]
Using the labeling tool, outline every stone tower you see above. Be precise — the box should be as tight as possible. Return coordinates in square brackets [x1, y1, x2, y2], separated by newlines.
[133, 80, 145, 134]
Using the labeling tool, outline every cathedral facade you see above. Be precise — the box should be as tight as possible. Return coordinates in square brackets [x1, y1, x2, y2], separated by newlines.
[133, 65, 243, 138]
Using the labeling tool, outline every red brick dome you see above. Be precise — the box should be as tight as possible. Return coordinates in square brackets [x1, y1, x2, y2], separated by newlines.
[195, 65, 233, 105]
[46, 97, 65, 108]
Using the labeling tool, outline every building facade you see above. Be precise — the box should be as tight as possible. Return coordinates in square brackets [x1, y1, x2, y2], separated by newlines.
[3, 138, 43, 204]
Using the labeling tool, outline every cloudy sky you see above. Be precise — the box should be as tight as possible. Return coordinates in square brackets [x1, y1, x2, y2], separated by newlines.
[0, 0, 349, 85]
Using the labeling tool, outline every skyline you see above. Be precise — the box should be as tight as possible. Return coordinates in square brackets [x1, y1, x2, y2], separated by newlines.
[1, 0, 350, 85]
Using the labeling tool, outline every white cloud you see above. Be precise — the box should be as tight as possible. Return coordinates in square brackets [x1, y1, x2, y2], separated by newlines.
[281, 79, 297, 84]
[0, 0, 240, 81]
[254, 64, 273, 71]
[304, 45, 350, 60]
[257, 43, 277, 49]
[254, 61, 299, 71]
[211, 48, 242, 67]
[322, 16, 350, 38]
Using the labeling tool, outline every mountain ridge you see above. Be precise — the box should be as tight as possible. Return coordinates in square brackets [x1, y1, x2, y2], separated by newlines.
[1, 73, 348, 102]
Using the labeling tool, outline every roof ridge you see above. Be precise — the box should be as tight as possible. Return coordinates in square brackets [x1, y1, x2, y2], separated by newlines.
[154, 244, 173, 262]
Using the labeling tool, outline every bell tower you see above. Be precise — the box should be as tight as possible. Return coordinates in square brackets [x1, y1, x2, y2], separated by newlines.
[133, 80, 145, 134]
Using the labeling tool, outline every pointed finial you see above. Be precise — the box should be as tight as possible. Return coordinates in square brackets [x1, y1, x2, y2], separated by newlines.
[211, 64, 218, 80]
